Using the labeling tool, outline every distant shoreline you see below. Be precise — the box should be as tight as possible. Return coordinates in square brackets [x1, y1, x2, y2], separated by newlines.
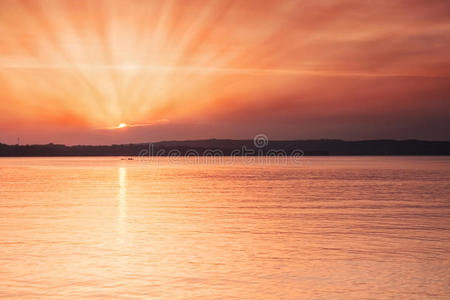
[1, 139, 449, 156]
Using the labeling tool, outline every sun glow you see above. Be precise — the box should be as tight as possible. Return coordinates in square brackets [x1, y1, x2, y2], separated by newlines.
[0, 0, 448, 144]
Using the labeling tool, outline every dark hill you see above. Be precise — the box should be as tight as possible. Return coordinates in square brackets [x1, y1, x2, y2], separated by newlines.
[0, 139, 449, 156]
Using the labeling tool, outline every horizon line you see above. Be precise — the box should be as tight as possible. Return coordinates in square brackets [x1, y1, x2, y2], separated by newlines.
[1, 138, 449, 147]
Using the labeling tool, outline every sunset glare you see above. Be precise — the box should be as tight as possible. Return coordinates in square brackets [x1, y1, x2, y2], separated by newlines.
[0, 0, 449, 144]
[0, 1, 449, 299]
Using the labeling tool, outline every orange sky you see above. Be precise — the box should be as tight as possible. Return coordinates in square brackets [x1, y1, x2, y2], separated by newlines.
[0, 0, 449, 144]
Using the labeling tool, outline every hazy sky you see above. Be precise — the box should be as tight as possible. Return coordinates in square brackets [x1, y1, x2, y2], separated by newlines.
[0, 0, 449, 144]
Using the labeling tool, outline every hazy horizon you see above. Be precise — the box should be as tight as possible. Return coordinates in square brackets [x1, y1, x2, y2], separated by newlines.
[2, 136, 450, 147]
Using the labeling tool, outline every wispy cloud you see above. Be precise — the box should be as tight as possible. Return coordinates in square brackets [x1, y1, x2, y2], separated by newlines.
[0, 0, 449, 144]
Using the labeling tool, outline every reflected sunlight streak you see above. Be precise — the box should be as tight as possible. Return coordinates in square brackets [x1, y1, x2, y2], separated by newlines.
[118, 166, 127, 243]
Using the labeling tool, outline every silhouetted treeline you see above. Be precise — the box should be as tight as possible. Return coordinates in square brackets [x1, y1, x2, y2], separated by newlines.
[0, 139, 449, 156]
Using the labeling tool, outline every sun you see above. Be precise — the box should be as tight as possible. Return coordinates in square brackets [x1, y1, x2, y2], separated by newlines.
[117, 123, 127, 129]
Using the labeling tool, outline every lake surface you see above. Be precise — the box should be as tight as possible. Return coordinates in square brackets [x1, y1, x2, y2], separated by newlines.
[0, 157, 449, 299]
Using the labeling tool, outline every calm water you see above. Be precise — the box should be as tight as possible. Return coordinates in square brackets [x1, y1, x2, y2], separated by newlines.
[0, 157, 449, 299]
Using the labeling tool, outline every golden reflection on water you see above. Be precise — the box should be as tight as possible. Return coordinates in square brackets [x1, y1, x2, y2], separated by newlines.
[117, 167, 127, 243]
[0, 157, 449, 299]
